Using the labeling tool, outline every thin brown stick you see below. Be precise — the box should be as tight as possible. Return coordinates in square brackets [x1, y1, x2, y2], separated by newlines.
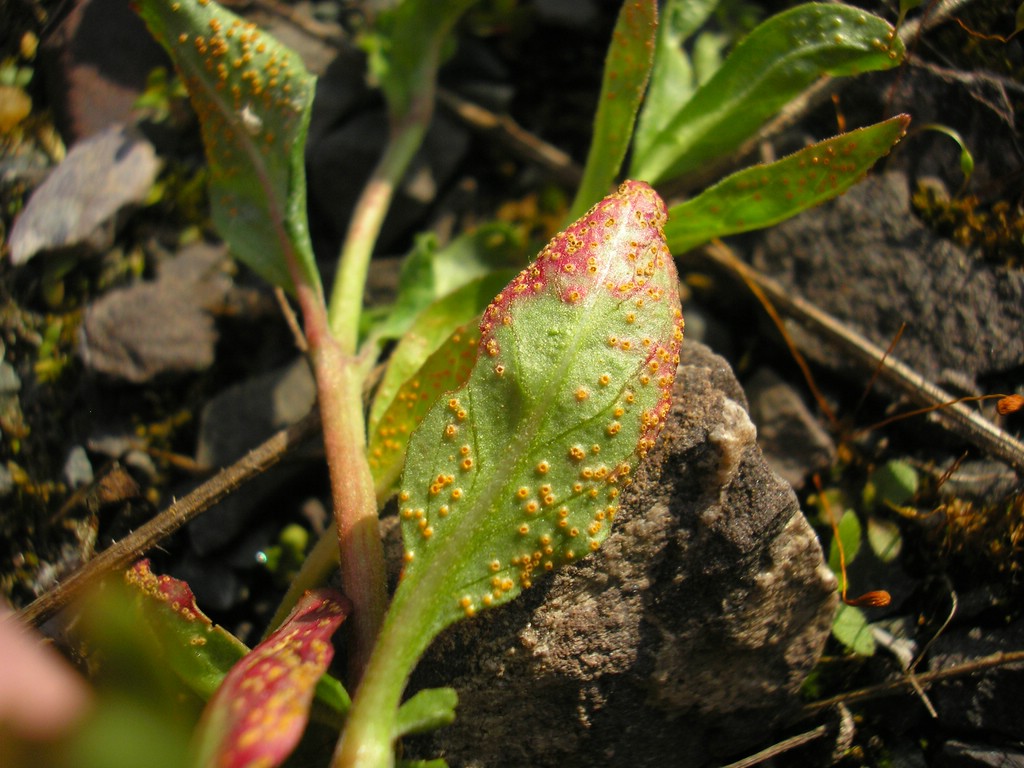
[437, 88, 583, 188]
[702, 241, 1024, 474]
[18, 409, 321, 628]
[803, 649, 1024, 715]
[719, 725, 829, 768]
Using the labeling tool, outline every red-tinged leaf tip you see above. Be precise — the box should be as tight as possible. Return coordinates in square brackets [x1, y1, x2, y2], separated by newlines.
[126, 558, 205, 622]
[195, 589, 351, 768]
[480, 179, 681, 460]
[484, 180, 669, 318]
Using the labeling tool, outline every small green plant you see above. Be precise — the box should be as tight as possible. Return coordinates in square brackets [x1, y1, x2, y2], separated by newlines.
[812, 460, 915, 656]
[25, 0, 911, 765]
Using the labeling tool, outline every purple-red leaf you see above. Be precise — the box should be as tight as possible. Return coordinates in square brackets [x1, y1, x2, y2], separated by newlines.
[192, 589, 351, 768]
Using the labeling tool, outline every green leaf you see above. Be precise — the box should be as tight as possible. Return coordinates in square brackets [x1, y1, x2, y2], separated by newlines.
[368, 319, 482, 499]
[136, 0, 320, 295]
[630, 2, 905, 184]
[865, 459, 919, 509]
[124, 560, 249, 702]
[369, 222, 525, 345]
[918, 123, 974, 187]
[633, 0, 719, 164]
[568, 0, 657, 220]
[395, 688, 458, 738]
[363, 0, 477, 123]
[828, 509, 862, 579]
[832, 603, 876, 655]
[866, 515, 902, 564]
[191, 589, 352, 768]
[337, 181, 683, 766]
[395, 179, 682, 637]
[663, 116, 910, 254]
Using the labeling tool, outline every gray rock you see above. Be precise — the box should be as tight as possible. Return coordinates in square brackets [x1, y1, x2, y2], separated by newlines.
[188, 358, 317, 554]
[38, 0, 168, 141]
[8, 124, 161, 264]
[406, 341, 837, 767]
[754, 171, 1024, 386]
[62, 445, 93, 490]
[78, 241, 230, 383]
[745, 367, 836, 490]
[930, 621, 1024, 742]
[0, 463, 12, 497]
[937, 741, 1024, 768]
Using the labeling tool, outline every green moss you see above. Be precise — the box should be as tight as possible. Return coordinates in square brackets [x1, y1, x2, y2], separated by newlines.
[912, 182, 1024, 266]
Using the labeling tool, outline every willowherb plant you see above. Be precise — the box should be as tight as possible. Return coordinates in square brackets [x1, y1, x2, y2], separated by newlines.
[334, 180, 682, 764]
[14, 0, 915, 765]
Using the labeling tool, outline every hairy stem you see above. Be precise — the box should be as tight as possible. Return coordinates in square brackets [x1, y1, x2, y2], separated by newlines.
[330, 576, 436, 768]
[304, 299, 388, 684]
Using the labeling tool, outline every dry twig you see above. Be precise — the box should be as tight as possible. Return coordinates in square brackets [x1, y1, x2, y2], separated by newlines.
[19, 410, 321, 627]
[702, 241, 1024, 474]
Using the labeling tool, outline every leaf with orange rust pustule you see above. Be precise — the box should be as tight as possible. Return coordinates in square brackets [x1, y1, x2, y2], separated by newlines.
[394, 179, 683, 636]
[125, 559, 250, 700]
[334, 179, 683, 767]
[191, 588, 352, 768]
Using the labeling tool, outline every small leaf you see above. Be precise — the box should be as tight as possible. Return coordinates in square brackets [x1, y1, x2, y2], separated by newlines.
[866, 516, 902, 563]
[663, 116, 910, 254]
[125, 561, 351, 722]
[865, 459, 919, 509]
[630, 3, 906, 184]
[828, 508, 862, 579]
[191, 589, 352, 768]
[369, 222, 525, 344]
[832, 603, 877, 655]
[363, 0, 476, 123]
[897, 0, 923, 26]
[368, 275, 514, 435]
[369, 319, 482, 498]
[136, 0, 320, 295]
[124, 560, 249, 701]
[393, 179, 682, 638]
[918, 123, 974, 187]
[568, 0, 657, 220]
[395, 688, 458, 738]
[632, 0, 719, 163]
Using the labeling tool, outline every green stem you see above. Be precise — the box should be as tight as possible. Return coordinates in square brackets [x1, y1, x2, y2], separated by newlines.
[327, 121, 428, 352]
[330, 576, 438, 768]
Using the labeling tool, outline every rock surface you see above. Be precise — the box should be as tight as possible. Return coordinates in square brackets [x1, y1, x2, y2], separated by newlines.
[930, 620, 1024, 743]
[38, 0, 168, 142]
[754, 171, 1024, 387]
[745, 367, 836, 490]
[406, 340, 837, 767]
[8, 124, 161, 265]
[78, 241, 230, 382]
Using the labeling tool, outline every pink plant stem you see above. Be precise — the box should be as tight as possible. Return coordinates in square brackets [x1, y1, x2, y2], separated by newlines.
[297, 283, 387, 685]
